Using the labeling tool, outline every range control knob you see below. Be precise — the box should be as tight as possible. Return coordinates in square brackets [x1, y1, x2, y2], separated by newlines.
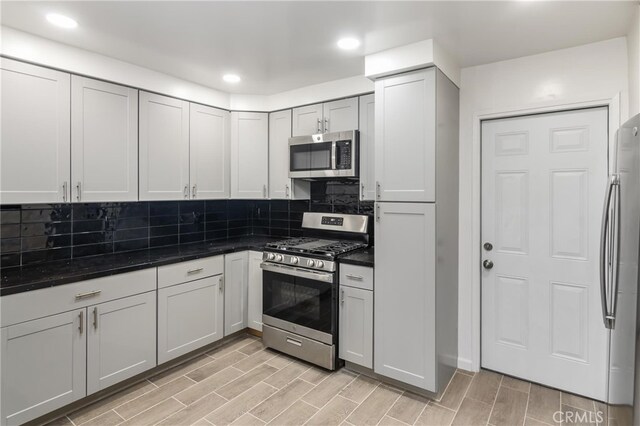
[307, 259, 315, 267]
[290, 257, 299, 264]
[276, 254, 284, 262]
[316, 260, 324, 268]
[267, 253, 275, 261]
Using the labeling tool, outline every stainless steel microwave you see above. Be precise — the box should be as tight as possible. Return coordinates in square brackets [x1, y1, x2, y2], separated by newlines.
[288, 130, 359, 179]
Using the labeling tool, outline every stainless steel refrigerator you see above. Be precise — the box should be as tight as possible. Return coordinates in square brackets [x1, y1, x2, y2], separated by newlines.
[601, 114, 640, 425]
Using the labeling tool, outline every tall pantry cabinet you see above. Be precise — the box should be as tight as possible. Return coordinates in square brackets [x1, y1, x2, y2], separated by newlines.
[373, 67, 459, 395]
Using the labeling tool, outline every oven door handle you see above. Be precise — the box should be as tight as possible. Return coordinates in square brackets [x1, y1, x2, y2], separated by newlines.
[260, 262, 334, 283]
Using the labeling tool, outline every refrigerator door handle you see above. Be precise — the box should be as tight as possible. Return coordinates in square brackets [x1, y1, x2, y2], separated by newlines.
[600, 174, 620, 329]
[609, 176, 621, 325]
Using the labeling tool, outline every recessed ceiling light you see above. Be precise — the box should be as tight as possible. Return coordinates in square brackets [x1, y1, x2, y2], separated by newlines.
[337, 37, 360, 50]
[46, 13, 78, 29]
[223, 74, 241, 83]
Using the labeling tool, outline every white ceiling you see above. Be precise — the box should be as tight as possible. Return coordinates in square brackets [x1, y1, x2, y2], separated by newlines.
[1, 1, 636, 95]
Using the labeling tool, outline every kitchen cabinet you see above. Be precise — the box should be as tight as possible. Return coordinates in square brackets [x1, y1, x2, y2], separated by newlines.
[71, 76, 139, 202]
[292, 97, 358, 136]
[268, 110, 310, 200]
[87, 291, 156, 394]
[375, 68, 436, 202]
[1, 310, 86, 426]
[339, 263, 374, 369]
[139, 91, 190, 201]
[374, 202, 436, 390]
[247, 250, 264, 332]
[230, 112, 269, 199]
[190, 103, 230, 199]
[1, 58, 70, 204]
[157, 256, 225, 363]
[358, 94, 375, 201]
[224, 251, 249, 335]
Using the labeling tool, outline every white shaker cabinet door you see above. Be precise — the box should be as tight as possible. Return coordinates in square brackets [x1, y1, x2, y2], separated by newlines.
[158, 275, 224, 364]
[269, 110, 292, 199]
[230, 112, 269, 199]
[375, 68, 436, 202]
[86, 291, 156, 394]
[190, 104, 230, 199]
[292, 103, 323, 136]
[71, 76, 138, 202]
[359, 94, 375, 201]
[322, 97, 358, 133]
[339, 285, 373, 368]
[1, 309, 86, 426]
[139, 91, 190, 200]
[224, 251, 249, 335]
[1, 59, 70, 204]
[247, 251, 264, 332]
[374, 202, 436, 391]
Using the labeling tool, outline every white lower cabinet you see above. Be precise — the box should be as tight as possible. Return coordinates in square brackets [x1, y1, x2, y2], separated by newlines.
[87, 291, 157, 394]
[224, 251, 249, 335]
[247, 251, 263, 332]
[339, 284, 373, 368]
[158, 275, 224, 364]
[1, 310, 86, 426]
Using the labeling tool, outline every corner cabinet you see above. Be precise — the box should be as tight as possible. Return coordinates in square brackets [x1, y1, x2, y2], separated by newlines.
[375, 68, 436, 202]
[71, 76, 139, 202]
[224, 251, 249, 335]
[359, 94, 376, 201]
[190, 104, 230, 199]
[292, 97, 358, 136]
[269, 110, 310, 200]
[1, 58, 70, 204]
[231, 112, 269, 199]
[139, 91, 190, 201]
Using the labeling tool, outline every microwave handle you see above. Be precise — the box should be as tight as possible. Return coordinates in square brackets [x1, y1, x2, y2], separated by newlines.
[331, 142, 337, 170]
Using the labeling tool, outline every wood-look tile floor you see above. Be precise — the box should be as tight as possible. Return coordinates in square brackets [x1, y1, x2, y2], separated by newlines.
[47, 334, 607, 426]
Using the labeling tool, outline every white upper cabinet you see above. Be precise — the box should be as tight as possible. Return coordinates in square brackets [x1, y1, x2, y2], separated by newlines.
[322, 97, 358, 133]
[139, 91, 190, 201]
[190, 104, 230, 199]
[375, 68, 436, 202]
[292, 97, 359, 136]
[269, 110, 292, 199]
[292, 103, 323, 136]
[71, 77, 138, 203]
[359, 94, 375, 201]
[1, 58, 70, 204]
[230, 112, 269, 199]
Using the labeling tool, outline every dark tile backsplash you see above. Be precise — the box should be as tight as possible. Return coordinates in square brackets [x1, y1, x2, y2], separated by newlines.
[0, 180, 373, 268]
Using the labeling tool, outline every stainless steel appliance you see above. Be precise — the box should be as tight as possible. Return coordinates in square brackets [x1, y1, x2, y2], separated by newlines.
[601, 114, 640, 425]
[261, 212, 369, 370]
[288, 130, 359, 179]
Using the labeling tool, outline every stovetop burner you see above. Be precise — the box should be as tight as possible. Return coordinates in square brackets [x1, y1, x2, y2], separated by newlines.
[265, 237, 367, 258]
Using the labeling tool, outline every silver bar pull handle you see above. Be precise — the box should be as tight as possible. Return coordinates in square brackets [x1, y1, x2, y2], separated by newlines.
[341, 289, 345, 305]
[361, 182, 365, 199]
[376, 204, 381, 222]
[79, 310, 84, 334]
[76, 182, 81, 202]
[324, 118, 329, 133]
[600, 174, 619, 328]
[219, 276, 224, 292]
[376, 181, 381, 199]
[187, 268, 204, 275]
[75, 290, 102, 301]
[184, 185, 189, 199]
[192, 184, 197, 198]
[285, 184, 290, 198]
[63, 181, 68, 202]
[93, 307, 98, 330]
[286, 337, 302, 347]
[345, 274, 364, 281]
[317, 118, 322, 134]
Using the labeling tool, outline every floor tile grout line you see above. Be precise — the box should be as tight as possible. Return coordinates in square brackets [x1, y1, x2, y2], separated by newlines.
[521, 382, 532, 426]
[485, 374, 504, 426]
[411, 399, 432, 426]
[250, 379, 316, 424]
[303, 375, 361, 424]
[375, 388, 405, 426]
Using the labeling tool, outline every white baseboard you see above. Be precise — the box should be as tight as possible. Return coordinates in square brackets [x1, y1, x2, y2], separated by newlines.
[457, 356, 478, 373]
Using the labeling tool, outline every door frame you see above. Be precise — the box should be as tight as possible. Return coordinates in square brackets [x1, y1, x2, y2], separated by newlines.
[467, 93, 623, 372]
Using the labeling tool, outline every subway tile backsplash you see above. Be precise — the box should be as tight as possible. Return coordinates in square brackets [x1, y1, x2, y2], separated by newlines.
[0, 180, 373, 268]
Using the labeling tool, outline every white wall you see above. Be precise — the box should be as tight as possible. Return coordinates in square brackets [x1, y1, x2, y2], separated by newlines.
[457, 37, 629, 371]
[628, 5, 640, 117]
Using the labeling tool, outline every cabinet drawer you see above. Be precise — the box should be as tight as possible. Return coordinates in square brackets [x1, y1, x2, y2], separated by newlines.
[339, 264, 373, 290]
[157, 256, 224, 288]
[1, 269, 156, 327]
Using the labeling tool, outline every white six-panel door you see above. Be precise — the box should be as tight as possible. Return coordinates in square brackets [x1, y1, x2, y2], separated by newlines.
[1, 58, 71, 204]
[481, 107, 609, 400]
[139, 91, 190, 201]
[71, 76, 138, 202]
[190, 104, 230, 199]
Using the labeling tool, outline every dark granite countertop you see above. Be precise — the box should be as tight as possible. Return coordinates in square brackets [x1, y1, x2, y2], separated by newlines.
[338, 247, 374, 268]
[1, 236, 279, 297]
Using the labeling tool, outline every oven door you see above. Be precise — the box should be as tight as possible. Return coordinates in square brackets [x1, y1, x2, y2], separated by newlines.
[261, 263, 336, 345]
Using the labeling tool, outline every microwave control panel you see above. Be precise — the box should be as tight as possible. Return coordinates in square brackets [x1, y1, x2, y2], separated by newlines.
[335, 140, 352, 170]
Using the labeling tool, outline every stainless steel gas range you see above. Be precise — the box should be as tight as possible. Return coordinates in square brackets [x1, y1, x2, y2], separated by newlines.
[260, 212, 369, 370]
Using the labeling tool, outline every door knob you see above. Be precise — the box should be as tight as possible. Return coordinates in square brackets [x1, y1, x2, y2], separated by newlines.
[483, 259, 494, 270]
[483, 242, 493, 251]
